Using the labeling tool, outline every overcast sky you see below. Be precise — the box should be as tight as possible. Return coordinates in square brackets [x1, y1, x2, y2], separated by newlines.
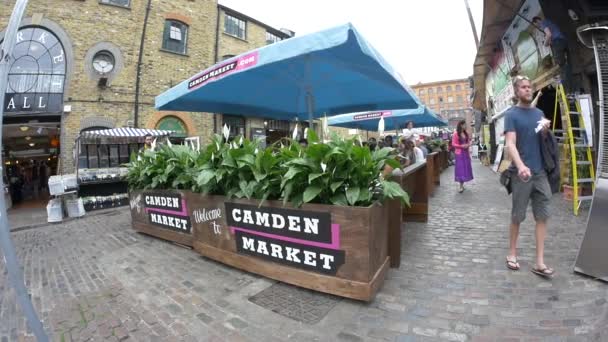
[219, 0, 484, 86]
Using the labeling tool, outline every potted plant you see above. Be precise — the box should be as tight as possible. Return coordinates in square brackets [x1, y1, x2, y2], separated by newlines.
[126, 131, 410, 301]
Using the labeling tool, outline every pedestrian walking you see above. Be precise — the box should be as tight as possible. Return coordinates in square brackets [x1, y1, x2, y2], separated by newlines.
[452, 120, 474, 193]
[504, 75, 554, 277]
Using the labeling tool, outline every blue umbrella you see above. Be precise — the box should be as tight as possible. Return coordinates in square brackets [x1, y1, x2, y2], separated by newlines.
[155, 23, 420, 121]
[327, 106, 447, 131]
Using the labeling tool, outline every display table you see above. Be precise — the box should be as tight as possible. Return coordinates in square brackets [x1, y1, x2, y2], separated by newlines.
[129, 190, 391, 301]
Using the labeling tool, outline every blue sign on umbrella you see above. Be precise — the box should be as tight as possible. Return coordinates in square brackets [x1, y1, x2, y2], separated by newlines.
[155, 23, 420, 121]
[327, 106, 447, 131]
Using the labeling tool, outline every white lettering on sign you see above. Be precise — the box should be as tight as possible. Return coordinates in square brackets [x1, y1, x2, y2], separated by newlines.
[38, 32, 47, 44]
[144, 195, 180, 209]
[16, 32, 24, 43]
[255, 212, 270, 227]
[285, 247, 301, 263]
[38, 96, 46, 109]
[319, 254, 335, 270]
[256, 241, 269, 255]
[271, 214, 285, 229]
[150, 213, 188, 231]
[22, 96, 31, 109]
[6, 97, 15, 110]
[130, 194, 142, 213]
[270, 244, 283, 259]
[53, 51, 64, 64]
[242, 236, 255, 251]
[193, 207, 222, 235]
[303, 250, 317, 267]
[238, 55, 256, 67]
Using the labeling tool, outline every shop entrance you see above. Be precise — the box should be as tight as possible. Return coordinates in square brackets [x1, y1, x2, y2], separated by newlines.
[3, 116, 61, 211]
[534, 85, 563, 131]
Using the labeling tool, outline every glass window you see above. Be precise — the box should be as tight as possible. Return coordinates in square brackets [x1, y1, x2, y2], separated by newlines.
[456, 84, 462, 91]
[266, 31, 282, 45]
[418, 89, 425, 95]
[109, 145, 119, 167]
[427, 88, 434, 94]
[98, 145, 109, 168]
[224, 14, 246, 40]
[156, 116, 188, 137]
[223, 115, 245, 138]
[119, 145, 130, 164]
[457, 95, 463, 104]
[429, 98, 436, 105]
[446, 85, 452, 92]
[162, 20, 188, 55]
[78, 144, 88, 169]
[99, 0, 130, 8]
[437, 87, 443, 93]
[448, 96, 454, 103]
[87, 145, 99, 169]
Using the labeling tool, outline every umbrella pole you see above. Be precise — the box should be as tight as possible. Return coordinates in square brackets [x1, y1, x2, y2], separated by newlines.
[306, 91, 314, 131]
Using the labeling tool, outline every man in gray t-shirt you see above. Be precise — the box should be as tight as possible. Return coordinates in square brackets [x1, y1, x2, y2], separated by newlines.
[503, 76, 554, 277]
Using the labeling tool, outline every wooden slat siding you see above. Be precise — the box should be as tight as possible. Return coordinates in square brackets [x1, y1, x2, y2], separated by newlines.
[196, 243, 390, 301]
[426, 153, 437, 196]
[128, 192, 391, 301]
[399, 162, 429, 223]
[385, 198, 402, 268]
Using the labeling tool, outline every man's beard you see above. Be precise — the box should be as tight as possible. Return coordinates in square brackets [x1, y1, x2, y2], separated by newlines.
[518, 95, 533, 105]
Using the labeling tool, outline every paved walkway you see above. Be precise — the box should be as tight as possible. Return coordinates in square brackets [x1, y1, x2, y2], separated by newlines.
[1, 163, 606, 341]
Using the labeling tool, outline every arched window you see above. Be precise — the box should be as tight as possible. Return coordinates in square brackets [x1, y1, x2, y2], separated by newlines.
[162, 20, 188, 55]
[156, 116, 188, 137]
[446, 85, 452, 92]
[436, 87, 443, 93]
[4, 26, 66, 114]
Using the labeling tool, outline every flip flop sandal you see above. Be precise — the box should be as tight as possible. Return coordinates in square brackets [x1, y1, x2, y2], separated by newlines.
[506, 258, 520, 270]
[531, 266, 555, 277]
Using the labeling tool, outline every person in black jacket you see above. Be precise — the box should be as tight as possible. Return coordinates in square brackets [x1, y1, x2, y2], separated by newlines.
[540, 130, 560, 194]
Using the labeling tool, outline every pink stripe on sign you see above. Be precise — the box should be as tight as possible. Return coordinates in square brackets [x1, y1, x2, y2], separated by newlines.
[145, 199, 188, 217]
[230, 223, 341, 250]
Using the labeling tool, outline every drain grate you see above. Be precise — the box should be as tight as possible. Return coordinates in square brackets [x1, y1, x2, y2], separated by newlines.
[248, 282, 341, 324]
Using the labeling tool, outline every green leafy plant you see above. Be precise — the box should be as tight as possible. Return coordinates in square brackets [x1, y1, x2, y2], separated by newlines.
[126, 132, 409, 208]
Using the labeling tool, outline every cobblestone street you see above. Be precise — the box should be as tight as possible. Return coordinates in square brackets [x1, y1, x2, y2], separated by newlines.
[1, 163, 607, 342]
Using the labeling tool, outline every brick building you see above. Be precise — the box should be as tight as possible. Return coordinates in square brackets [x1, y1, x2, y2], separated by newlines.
[0, 0, 292, 176]
[411, 78, 473, 132]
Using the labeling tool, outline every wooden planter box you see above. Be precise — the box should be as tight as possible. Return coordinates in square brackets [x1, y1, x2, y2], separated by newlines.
[129, 191, 391, 301]
[429, 152, 441, 186]
[129, 190, 194, 247]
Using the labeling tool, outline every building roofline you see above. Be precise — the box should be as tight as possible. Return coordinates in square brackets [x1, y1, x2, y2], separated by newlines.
[410, 78, 470, 87]
[218, 4, 291, 39]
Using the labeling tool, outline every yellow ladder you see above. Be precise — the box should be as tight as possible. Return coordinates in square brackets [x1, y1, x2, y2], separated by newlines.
[552, 83, 596, 215]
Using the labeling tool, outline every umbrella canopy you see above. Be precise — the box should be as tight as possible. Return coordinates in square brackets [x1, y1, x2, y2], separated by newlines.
[327, 106, 447, 131]
[80, 128, 173, 139]
[155, 23, 420, 121]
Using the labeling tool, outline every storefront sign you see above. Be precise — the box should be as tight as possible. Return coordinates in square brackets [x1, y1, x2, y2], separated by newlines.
[188, 52, 259, 89]
[353, 111, 391, 121]
[226, 203, 345, 275]
[4, 93, 63, 114]
[143, 192, 191, 234]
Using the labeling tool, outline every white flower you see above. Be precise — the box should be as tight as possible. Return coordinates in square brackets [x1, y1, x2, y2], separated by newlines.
[167, 139, 173, 147]
[304, 128, 308, 139]
[321, 162, 327, 173]
[211, 152, 215, 161]
[222, 124, 230, 141]
[151, 138, 157, 151]
[357, 134, 363, 146]
[292, 123, 299, 140]
[231, 142, 238, 149]
[238, 136, 243, 146]
[254, 148, 259, 154]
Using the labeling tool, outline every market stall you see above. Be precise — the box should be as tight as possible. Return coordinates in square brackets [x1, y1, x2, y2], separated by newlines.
[76, 128, 172, 211]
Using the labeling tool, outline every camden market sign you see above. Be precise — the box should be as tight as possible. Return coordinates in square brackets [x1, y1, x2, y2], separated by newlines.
[226, 202, 345, 275]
